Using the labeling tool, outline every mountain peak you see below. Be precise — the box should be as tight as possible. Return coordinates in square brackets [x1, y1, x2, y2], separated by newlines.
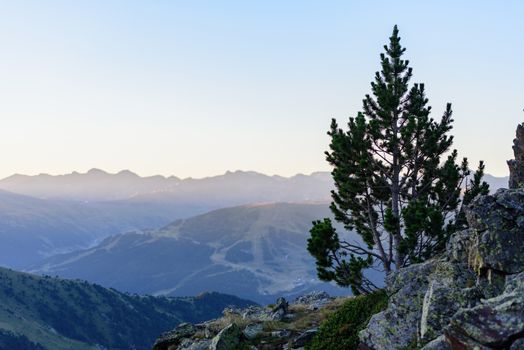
[86, 168, 108, 175]
[117, 169, 139, 177]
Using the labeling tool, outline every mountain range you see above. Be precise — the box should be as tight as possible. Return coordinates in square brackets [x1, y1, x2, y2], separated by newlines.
[0, 169, 509, 299]
[0, 170, 333, 268]
[0, 168, 333, 202]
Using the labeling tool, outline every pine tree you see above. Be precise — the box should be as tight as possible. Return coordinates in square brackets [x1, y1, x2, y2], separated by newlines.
[307, 26, 489, 294]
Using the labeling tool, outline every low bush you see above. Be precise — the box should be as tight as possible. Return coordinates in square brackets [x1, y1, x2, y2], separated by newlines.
[306, 290, 388, 350]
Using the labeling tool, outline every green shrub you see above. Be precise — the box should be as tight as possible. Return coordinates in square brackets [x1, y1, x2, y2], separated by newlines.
[306, 290, 388, 350]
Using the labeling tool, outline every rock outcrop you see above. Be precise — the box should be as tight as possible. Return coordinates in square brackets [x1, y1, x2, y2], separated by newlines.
[508, 123, 524, 189]
[152, 291, 340, 350]
[358, 188, 524, 349]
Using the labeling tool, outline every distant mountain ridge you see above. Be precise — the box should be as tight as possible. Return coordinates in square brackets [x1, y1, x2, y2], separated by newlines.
[0, 168, 506, 202]
[0, 169, 333, 202]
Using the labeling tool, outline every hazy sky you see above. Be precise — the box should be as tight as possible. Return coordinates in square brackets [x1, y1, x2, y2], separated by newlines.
[0, 1, 522, 178]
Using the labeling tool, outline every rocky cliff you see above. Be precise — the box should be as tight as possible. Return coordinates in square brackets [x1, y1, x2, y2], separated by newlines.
[358, 187, 524, 350]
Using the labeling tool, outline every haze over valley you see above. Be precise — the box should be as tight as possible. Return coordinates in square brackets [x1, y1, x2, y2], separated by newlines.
[0, 169, 332, 268]
[0, 168, 507, 304]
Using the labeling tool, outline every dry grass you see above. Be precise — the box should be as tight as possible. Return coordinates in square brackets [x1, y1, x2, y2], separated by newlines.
[285, 297, 353, 332]
[191, 296, 354, 345]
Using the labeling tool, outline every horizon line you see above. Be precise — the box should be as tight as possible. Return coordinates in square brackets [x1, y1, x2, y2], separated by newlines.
[1, 168, 335, 182]
[1, 167, 510, 182]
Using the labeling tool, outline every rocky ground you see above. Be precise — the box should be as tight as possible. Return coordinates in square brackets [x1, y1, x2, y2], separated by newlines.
[152, 291, 346, 350]
[359, 188, 524, 350]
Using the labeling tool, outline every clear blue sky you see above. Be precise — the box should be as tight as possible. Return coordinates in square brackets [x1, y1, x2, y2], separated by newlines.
[0, 1, 522, 178]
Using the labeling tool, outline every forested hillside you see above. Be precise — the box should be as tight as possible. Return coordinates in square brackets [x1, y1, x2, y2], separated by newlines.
[0, 267, 255, 350]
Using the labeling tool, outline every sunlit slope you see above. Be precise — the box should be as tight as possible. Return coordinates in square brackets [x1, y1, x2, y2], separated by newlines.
[33, 203, 367, 303]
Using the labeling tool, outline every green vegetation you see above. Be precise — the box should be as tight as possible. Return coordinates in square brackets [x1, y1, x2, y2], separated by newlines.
[308, 25, 489, 294]
[306, 291, 388, 350]
[0, 267, 255, 350]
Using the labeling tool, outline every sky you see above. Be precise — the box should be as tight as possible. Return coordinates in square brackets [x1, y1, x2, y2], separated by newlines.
[0, 1, 522, 179]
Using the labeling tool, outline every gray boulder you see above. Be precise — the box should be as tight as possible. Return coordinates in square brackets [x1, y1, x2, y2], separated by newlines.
[238, 306, 273, 322]
[271, 297, 289, 321]
[420, 335, 451, 350]
[210, 323, 243, 350]
[445, 228, 475, 263]
[466, 189, 524, 274]
[359, 259, 438, 350]
[243, 323, 263, 339]
[446, 272, 524, 348]
[270, 329, 291, 338]
[294, 291, 331, 310]
[153, 323, 197, 350]
[290, 329, 317, 348]
[419, 261, 480, 342]
[177, 338, 212, 350]
[511, 338, 524, 349]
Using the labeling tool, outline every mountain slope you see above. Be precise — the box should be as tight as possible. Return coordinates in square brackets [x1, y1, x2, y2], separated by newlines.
[0, 189, 207, 268]
[32, 203, 374, 304]
[0, 267, 255, 350]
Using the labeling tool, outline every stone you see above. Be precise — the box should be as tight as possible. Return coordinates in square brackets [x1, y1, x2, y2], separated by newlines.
[273, 297, 289, 312]
[294, 291, 331, 310]
[290, 329, 317, 348]
[177, 338, 212, 350]
[195, 320, 217, 339]
[243, 323, 263, 339]
[294, 291, 330, 304]
[505, 271, 524, 293]
[270, 329, 291, 338]
[419, 262, 481, 342]
[153, 322, 196, 350]
[444, 330, 492, 350]
[508, 123, 524, 189]
[465, 189, 524, 274]
[420, 335, 451, 350]
[241, 306, 274, 322]
[446, 229, 475, 263]
[210, 323, 243, 350]
[271, 297, 289, 320]
[358, 259, 438, 350]
[511, 338, 524, 349]
[446, 272, 524, 348]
